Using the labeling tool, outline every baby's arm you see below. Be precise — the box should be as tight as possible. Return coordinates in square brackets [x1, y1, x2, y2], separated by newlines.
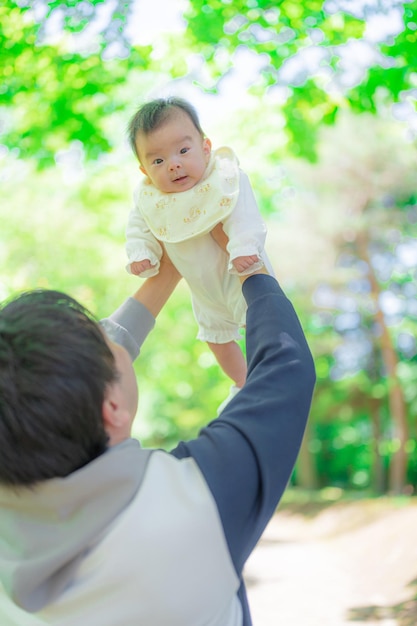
[126, 198, 163, 278]
[222, 170, 268, 275]
[210, 221, 263, 274]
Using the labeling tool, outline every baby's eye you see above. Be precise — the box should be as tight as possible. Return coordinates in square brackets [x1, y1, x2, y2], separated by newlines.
[180, 147, 189, 155]
[153, 158, 163, 165]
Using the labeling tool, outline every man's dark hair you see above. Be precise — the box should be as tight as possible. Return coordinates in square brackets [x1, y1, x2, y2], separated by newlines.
[127, 96, 204, 160]
[0, 290, 117, 487]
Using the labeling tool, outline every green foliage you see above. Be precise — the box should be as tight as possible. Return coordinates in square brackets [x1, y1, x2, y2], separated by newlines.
[182, 0, 366, 158]
[0, 154, 132, 307]
[183, 0, 364, 69]
[347, 2, 417, 112]
[2, 0, 414, 165]
[281, 80, 339, 160]
[0, 0, 151, 164]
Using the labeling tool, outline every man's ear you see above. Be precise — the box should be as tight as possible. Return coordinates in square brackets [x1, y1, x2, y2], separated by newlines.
[102, 391, 120, 430]
[102, 384, 129, 441]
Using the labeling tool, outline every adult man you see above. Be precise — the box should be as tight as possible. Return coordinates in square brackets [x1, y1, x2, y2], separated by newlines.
[0, 257, 315, 625]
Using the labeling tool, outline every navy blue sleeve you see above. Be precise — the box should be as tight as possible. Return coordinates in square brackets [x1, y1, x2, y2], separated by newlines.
[171, 274, 316, 573]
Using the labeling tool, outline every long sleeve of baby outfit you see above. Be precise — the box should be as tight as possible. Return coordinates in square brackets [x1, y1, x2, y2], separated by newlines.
[125, 189, 164, 278]
[222, 171, 268, 275]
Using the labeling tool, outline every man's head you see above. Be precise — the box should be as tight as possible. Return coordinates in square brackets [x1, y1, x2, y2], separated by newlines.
[128, 97, 211, 193]
[0, 290, 138, 487]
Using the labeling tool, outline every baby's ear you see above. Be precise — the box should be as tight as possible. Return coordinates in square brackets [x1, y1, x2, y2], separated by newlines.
[139, 164, 147, 176]
[203, 137, 212, 157]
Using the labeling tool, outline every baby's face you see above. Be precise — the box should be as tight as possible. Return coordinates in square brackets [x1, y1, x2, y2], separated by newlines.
[136, 109, 212, 193]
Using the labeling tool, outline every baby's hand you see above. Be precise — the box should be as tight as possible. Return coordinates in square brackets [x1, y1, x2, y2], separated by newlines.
[232, 255, 260, 273]
[130, 259, 155, 275]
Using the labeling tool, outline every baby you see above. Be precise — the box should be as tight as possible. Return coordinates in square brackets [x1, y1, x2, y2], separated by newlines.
[125, 97, 273, 409]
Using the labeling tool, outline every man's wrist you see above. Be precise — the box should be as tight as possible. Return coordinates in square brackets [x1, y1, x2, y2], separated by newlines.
[238, 266, 269, 284]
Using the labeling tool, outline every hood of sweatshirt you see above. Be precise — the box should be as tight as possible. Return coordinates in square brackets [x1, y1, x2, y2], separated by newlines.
[0, 438, 151, 613]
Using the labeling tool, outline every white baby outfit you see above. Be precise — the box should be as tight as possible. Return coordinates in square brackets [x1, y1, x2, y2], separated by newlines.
[126, 147, 271, 343]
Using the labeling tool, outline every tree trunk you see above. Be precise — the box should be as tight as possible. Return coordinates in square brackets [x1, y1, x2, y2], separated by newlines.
[296, 420, 320, 489]
[368, 395, 386, 494]
[356, 231, 409, 494]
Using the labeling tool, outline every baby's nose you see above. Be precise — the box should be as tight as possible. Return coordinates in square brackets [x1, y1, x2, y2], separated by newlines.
[168, 158, 181, 170]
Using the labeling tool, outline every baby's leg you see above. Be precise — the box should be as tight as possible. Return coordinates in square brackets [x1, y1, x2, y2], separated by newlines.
[207, 340, 247, 388]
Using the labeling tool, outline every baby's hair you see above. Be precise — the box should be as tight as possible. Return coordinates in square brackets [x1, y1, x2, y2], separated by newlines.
[128, 97, 204, 160]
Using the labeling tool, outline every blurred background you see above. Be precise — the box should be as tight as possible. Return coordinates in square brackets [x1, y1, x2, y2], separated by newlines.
[1, 0, 416, 499]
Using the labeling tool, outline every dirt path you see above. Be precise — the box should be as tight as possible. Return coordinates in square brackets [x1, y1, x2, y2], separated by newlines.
[245, 497, 417, 626]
